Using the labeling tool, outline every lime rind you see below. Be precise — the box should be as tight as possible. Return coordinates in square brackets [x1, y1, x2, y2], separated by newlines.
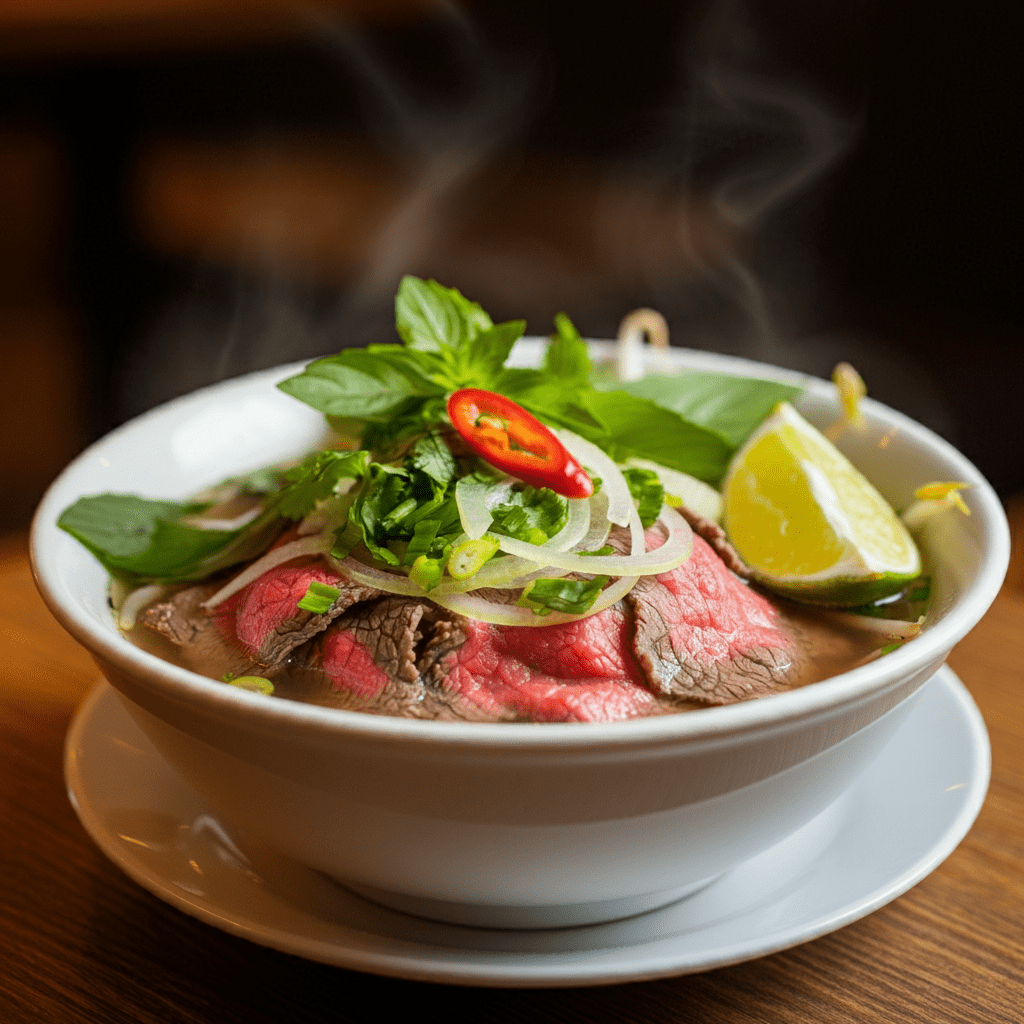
[723, 402, 921, 607]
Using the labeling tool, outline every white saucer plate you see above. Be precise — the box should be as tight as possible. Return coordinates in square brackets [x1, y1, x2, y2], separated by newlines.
[64, 666, 989, 988]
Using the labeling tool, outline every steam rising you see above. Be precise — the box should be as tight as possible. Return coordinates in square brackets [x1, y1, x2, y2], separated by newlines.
[122, 0, 902, 424]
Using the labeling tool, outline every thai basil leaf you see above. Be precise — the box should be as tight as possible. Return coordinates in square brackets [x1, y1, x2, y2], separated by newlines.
[277, 346, 444, 420]
[543, 312, 591, 385]
[58, 495, 244, 583]
[454, 319, 526, 387]
[395, 276, 493, 353]
[615, 371, 802, 448]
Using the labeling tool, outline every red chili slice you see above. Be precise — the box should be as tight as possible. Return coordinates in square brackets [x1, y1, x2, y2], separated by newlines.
[447, 388, 594, 499]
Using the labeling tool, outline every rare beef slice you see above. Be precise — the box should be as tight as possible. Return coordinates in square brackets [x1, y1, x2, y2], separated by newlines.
[313, 598, 495, 721]
[140, 583, 255, 680]
[626, 535, 798, 705]
[233, 562, 380, 665]
[141, 561, 381, 678]
[420, 603, 660, 723]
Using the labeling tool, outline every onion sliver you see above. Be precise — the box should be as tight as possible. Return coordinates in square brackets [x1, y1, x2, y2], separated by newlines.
[495, 502, 692, 576]
[455, 477, 501, 540]
[427, 571, 641, 627]
[202, 534, 333, 609]
[557, 430, 633, 527]
[578, 489, 612, 552]
[326, 555, 427, 597]
[427, 499, 647, 627]
[118, 584, 171, 630]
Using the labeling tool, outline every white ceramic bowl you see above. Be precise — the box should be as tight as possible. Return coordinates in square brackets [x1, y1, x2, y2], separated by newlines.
[32, 341, 1009, 929]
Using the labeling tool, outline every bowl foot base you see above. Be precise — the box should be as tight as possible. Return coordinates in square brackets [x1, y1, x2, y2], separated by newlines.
[340, 876, 723, 930]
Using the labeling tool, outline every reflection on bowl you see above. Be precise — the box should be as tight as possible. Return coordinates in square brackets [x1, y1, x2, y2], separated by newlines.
[31, 342, 1009, 928]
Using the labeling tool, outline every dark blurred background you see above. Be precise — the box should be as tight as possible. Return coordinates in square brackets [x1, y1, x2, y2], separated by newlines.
[1, 0, 1019, 529]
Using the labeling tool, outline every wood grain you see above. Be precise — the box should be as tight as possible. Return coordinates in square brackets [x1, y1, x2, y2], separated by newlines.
[1, 509, 1022, 1023]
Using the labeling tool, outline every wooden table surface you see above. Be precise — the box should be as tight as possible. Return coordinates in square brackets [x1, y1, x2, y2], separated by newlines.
[2, 503, 1022, 1023]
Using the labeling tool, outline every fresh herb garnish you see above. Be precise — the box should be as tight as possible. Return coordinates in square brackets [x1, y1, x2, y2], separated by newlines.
[518, 576, 611, 615]
[489, 485, 569, 544]
[59, 276, 804, 586]
[278, 277, 767, 484]
[622, 467, 665, 528]
[297, 580, 341, 615]
[611, 371, 802, 449]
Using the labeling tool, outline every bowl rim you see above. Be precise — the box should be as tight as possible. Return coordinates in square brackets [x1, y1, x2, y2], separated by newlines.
[30, 343, 1011, 751]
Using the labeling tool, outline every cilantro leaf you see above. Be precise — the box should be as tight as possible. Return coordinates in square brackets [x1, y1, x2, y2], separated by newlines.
[622, 467, 665, 528]
[489, 486, 569, 543]
[348, 464, 412, 565]
[520, 576, 610, 615]
[408, 431, 457, 487]
[276, 450, 370, 520]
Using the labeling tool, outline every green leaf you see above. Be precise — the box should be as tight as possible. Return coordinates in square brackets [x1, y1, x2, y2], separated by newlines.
[395, 276, 493, 353]
[572, 391, 735, 483]
[58, 495, 243, 582]
[349, 464, 414, 565]
[276, 450, 370, 520]
[519, 575, 610, 615]
[456, 320, 526, 387]
[277, 347, 443, 420]
[622, 467, 665, 528]
[489, 485, 569, 542]
[614, 371, 801, 448]
[408, 431, 457, 487]
[544, 313, 591, 384]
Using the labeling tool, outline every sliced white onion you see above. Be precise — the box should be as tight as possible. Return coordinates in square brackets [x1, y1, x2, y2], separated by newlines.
[326, 554, 428, 597]
[118, 583, 172, 630]
[578, 488, 612, 552]
[424, 498, 649, 627]
[178, 506, 263, 532]
[557, 429, 632, 526]
[202, 534, 333, 609]
[825, 612, 925, 639]
[455, 476, 504, 540]
[495, 502, 691, 577]
[426, 570, 642, 627]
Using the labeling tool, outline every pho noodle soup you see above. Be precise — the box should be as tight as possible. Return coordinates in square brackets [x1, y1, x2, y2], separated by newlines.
[59, 278, 944, 724]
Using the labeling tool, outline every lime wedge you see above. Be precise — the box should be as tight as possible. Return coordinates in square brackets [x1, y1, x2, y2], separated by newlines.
[722, 402, 921, 606]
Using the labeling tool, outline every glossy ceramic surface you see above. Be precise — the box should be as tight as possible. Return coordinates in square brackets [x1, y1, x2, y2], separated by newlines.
[35, 342, 1009, 926]
[65, 667, 989, 987]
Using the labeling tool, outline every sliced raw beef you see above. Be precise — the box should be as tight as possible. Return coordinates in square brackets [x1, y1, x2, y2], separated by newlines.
[140, 584, 254, 680]
[421, 604, 660, 723]
[140, 530, 799, 721]
[312, 598, 495, 721]
[626, 535, 797, 705]
[233, 562, 380, 664]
